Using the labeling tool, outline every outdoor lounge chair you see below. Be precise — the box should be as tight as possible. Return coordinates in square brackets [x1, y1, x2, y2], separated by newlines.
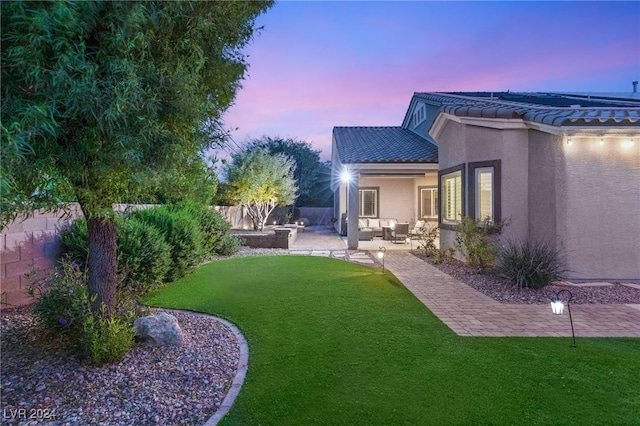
[391, 223, 409, 243]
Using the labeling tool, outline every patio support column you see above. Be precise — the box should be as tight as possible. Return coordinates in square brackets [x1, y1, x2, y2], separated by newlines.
[347, 173, 359, 250]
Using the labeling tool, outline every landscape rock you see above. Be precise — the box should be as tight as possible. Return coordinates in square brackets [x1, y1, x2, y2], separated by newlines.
[134, 312, 184, 346]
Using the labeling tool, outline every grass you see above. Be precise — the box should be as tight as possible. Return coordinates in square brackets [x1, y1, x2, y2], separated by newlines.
[143, 256, 640, 425]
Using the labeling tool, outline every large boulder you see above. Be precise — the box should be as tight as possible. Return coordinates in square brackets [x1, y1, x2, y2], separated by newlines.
[134, 312, 183, 347]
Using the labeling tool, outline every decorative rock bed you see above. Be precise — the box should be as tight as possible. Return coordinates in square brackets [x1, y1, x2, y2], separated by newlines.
[0, 309, 240, 425]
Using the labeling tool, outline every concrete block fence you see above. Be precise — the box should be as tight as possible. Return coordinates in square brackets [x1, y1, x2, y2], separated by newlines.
[1, 205, 83, 308]
[1, 204, 331, 309]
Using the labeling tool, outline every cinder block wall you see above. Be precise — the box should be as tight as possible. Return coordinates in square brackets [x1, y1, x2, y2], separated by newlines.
[1, 205, 82, 309]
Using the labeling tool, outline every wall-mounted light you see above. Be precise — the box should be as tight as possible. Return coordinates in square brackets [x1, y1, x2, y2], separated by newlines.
[599, 138, 605, 146]
[340, 169, 352, 184]
[567, 137, 572, 145]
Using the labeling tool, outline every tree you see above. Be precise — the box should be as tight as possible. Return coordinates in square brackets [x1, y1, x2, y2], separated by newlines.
[245, 136, 327, 209]
[224, 149, 297, 231]
[1, 1, 273, 315]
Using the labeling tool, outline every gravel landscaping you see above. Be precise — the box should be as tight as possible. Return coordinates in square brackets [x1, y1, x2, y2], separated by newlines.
[412, 251, 640, 305]
[0, 308, 239, 425]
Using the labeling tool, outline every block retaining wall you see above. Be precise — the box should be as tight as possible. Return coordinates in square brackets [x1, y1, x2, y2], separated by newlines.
[232, 227, 297, 249]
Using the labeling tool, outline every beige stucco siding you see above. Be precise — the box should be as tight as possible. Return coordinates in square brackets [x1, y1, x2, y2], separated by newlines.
[558, 135, 640, 280]
[437, 120, 530, 247]
[359, 175, 437, 224]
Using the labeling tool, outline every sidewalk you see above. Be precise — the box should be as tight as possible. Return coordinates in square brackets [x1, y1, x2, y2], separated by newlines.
[289, 227, 640, 338]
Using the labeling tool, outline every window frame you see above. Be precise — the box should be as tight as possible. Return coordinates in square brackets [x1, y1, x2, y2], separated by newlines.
[418, 186, 438, 219]
[438, 164, 465, 230]
[468, 160, 501, 224]
[358, 187, 379, 218]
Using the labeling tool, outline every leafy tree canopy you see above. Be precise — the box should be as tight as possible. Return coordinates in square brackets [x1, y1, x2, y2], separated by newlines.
[1, 0, 273, 313]
[224, 148, 297, 231]
[243, 136, 332, 207]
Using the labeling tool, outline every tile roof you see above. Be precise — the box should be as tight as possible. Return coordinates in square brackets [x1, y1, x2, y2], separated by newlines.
[333, 126, 438, 164]
[413, 92, 640, 127]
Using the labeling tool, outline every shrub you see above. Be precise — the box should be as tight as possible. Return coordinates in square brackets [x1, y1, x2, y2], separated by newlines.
[133, 206, 205, 280]
[432, 247, 455, 265]
[453, 216, 506, 272]
[28, 259, 134, 364]
[117, 217, 172, 293]
[28, 259, 92, 349]
[84, 309, 135, 365]
[416, 222, 439, 257]
[215, 234, 241, 256]
[184, 204, 233, 256]
[498, 239, 568, 289]
[61, 216, 172, 295]
[60, 220, 89, 267]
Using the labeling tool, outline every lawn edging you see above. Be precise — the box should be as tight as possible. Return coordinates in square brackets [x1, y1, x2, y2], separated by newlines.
[165, 309, 249, 426]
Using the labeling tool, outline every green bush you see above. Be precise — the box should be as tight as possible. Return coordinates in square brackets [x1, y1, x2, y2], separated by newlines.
[28, 259, 92, 349]
[416, 222, 439, 257]
[185, 204, 233, 256]
[60, 220, 89, 267]
[133, 206, 205, 280]
[215, 234, 241, 256]
[117, 217, 172, 293]
[28, 259, 134, 364]
[498, 239, 568, 289]
[61, 216, 172, 295]
[453, 216, 505, 272]
[84, 309, 135, 365]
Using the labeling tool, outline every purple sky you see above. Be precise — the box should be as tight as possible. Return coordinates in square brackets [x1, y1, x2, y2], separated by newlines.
[221, 1, 640, 161]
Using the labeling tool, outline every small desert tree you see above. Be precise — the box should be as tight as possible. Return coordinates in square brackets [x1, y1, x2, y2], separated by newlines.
[225, 149, 297, 231]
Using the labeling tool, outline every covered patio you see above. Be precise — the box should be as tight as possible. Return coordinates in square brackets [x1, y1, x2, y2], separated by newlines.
[331, 126, 439, 250]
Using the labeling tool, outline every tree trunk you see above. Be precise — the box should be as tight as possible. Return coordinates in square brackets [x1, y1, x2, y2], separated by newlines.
[86, 215, 118, 316]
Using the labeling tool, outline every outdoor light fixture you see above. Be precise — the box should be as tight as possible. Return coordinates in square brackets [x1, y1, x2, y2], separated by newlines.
[567, 136, 572, 145]
[550, 289, 576, 347]
[599, 138, 605, 146]
[377, 246, 386, 272]
[340, 169, 352, 183]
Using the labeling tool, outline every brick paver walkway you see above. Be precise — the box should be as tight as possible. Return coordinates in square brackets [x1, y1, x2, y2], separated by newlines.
[289, 227, 640, 338]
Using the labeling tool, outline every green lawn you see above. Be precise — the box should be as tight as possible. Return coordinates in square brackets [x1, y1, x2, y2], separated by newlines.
[143, 256, 640, 425]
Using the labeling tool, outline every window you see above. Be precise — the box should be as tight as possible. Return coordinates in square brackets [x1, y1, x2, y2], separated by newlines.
[418, 187, 438, 219]
[440, 168, 463, 224]
[469, 160, 501, 224]
[475, 168, 493, 220]
[358, 188, 378, 218]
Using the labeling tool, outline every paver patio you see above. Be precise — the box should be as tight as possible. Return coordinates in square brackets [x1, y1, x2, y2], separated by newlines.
[290, 226, 640, 338]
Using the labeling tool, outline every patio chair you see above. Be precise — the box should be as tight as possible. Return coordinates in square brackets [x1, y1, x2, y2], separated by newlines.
[391, 223, 409, 243]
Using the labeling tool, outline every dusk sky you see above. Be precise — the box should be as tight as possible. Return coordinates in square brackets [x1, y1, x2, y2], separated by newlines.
[222, 1, 640, 161]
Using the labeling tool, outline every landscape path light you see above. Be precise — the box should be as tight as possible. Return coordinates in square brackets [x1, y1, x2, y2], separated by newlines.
[377, 247, 386, 272]
[550, 289, 576, 347]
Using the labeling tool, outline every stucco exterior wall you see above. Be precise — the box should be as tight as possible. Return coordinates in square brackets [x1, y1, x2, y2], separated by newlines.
[559, 135, 640, 280]
[359, 174, 437, 224]
[437, 120, 530, 249]
[438, 119, 640, 280]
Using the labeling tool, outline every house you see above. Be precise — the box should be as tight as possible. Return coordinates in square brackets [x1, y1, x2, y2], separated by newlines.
[332, 91, 640, 281]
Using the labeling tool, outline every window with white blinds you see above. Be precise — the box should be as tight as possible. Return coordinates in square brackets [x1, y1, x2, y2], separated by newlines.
[441, 170, 462, 223]
[419, 187, 438, 219]
[358, 188, 378, 218]
[475, 167, 493, 221]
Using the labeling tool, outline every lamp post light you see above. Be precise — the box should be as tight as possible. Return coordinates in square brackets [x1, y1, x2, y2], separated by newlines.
[377, 247, 386, 272]
[550, 289, 576, 347]
[405, 236, 412, 249]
